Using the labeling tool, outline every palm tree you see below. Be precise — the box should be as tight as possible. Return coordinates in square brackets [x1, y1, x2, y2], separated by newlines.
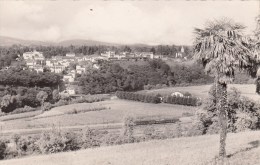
[193, 18, 256, 160]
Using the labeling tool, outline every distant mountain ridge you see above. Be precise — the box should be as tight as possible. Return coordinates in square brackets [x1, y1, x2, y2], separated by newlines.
[0, 36, 53, 46]
[0, 36, 153, 47]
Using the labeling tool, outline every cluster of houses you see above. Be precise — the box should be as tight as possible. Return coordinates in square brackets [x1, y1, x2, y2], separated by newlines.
[21, 48, 187, 95]
[100, 51, 165, 60]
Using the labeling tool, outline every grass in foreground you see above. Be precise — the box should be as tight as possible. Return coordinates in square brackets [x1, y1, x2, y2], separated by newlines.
[1, 130, 260, 165]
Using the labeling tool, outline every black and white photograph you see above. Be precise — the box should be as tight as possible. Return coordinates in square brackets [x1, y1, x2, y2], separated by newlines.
[0, 0, 259, 164]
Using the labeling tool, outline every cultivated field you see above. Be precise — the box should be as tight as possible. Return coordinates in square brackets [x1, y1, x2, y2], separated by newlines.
[2, 130, 260, 165]
[0, 99, 196, 133]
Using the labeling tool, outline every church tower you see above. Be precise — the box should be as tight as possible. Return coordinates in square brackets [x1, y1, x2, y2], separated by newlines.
[181, 46, 184, 53]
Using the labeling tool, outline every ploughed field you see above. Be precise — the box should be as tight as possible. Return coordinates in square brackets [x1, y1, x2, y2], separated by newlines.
[2, 130, 260, 165]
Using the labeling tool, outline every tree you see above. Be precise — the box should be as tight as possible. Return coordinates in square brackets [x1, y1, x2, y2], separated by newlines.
[36, 91, 48, 109]
[52, 89, 60, 103]
[253, 15, 260, 93]
[193, 18, 256, 161]
[0, 95, 19, 113]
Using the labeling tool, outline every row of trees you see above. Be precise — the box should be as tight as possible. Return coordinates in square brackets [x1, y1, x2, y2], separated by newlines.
[116, 91, 161, 104]
[162, 96, 200, 106]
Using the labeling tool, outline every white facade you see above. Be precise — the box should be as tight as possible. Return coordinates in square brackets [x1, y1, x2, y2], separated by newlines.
[63, 74, 75, 82]
[101, 51, 116, 58]
[23, 50, 44, 60]
[171, 92, 184, 97]
[33, 66, 44, 73]
[66, 53, 76, 57]
[50, 65, 65, 73]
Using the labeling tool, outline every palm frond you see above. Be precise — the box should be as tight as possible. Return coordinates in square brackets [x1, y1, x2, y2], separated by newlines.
[193, 18, 256, 83]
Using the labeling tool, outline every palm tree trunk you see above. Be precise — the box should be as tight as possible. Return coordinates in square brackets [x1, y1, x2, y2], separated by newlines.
[216, 79, 228, 160]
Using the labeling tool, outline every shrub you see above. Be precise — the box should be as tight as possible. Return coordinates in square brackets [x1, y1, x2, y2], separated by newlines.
[191, 86, 260, 136]
[10, 106, 36, 114]
[42, 102, 53, 112]
[36, 128, 79, 154]
[55, 99, 68, 107]
[0, 139, 7, 160]
[81, 127, 102, 149]
[123, 116, 135, 143]
[16, 136, 40, 156]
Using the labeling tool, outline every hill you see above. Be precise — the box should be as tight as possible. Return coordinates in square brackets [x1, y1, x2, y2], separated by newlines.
[0, 36, 53, 46]
[1, 130, 260, 165]
[57, 39, 119, 47]
[0, 36, 117, 47]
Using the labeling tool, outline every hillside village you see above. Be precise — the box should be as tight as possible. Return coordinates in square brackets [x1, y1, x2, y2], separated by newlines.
[19, 48, 187, 94]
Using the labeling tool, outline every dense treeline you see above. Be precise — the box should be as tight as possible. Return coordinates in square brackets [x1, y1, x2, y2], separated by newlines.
[0, 68, 63, 88]
[79, 59, 213, 94]
[0, 87, 57, 113]
[79, 60, 177, 94]
[116, 91, 201, 106]
[116, 91, 161, 104]
[162, 95, 201, 106]
[0, 67, 64, 113]
[171, 63, 213, 85]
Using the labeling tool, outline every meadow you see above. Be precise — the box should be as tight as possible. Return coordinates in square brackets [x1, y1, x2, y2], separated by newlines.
[0, 99, 196, 134]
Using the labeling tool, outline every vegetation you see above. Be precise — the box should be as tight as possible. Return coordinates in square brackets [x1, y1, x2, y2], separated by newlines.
[189, 87, 260, 135]
[0, 68, 63, 88]
[162, 95, 201, 106]
[116, 91, 161, 104]
[193, 18, 257, 160]
[79, 59, 213, 94]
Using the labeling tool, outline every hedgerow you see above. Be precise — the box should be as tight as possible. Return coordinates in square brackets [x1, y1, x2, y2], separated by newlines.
[116, 91, 160, 104]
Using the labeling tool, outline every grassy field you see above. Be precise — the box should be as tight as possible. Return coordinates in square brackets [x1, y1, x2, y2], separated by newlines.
[140, 84, 260, 101]
[0, 99, 196, 131]
[2, 130, 260, 165]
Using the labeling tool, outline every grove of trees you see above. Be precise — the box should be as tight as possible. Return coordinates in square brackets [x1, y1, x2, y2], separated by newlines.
[79, 59, 213, 94]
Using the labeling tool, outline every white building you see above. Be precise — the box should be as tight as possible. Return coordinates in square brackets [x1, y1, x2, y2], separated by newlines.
[76, 65, 86, 74]
[23, 50, 44, 60]
[93, 64, 100, 69]
[139, 52, 154, 59]
[66, 53, 76, 57]
[49, 65, 66, 73]
[33, 65, 44, 73]
[26, 60, 37, 68]
[171, 92, 184, 97]
[63, 74, 75, 83]
[101, 51, 116, 58]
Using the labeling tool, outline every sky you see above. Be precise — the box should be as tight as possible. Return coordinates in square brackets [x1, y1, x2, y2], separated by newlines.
[0, 0, 259, 45]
